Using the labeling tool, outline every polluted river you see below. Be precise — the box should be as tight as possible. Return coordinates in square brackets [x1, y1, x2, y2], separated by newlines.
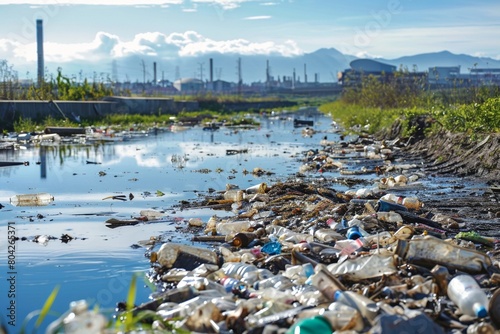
[0, 108, 499, 334]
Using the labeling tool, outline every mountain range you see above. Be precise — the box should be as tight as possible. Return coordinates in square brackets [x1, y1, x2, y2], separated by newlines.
[143, 48, 500, 84]
[43, 48, 500, 85]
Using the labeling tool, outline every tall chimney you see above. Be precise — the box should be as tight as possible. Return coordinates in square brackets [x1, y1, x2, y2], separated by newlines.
[153, 62, 157, 84]
[209, 58, 213, 83]
[304, 63, 307, 83]
[36, 19, 44, 86]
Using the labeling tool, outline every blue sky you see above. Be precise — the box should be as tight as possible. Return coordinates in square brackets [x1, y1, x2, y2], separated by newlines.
[1, 0, 499, 81]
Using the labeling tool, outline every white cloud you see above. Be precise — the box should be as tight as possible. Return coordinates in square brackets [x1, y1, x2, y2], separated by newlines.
[3, 30, 303, 66]
[191, 0, 253, 10]
[178, 37, 302, 56]
[0, 0, 183, 5]
[244, 15, 271, 20]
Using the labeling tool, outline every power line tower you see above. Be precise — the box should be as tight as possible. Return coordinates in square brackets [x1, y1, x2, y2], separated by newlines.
[141, 60, 146, 84]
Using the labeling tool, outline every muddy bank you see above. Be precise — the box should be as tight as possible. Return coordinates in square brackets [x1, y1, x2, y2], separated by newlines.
[378, 126, 500, 228]
[403, 131, 500, 182]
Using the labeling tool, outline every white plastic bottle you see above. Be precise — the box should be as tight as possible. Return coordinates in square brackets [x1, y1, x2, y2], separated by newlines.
[447, 275, 489, 318]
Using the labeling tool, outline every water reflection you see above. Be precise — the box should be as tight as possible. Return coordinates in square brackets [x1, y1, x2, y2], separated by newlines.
[0, 110, 337, 333]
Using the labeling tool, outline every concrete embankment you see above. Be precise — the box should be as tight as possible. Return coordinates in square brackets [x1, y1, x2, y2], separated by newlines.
[0, 97, 199, 122]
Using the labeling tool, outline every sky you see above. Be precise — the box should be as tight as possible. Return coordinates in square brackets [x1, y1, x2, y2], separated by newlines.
[1, 0, 499, 82]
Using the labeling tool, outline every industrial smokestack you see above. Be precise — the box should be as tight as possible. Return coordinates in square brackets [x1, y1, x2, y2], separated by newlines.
[209, 58, 213, 83]
[36, 19, 44, 86]
[153, 62, 157, 85]
[304, 63, 307, 83]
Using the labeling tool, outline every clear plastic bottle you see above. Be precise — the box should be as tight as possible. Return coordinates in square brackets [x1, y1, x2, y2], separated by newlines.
[253, 274, 294, 291]
[395, 235, 492, 273]
[325, 302, 364, 332]
[380, 193, 404, 204]
[10, 192, 54, 206]
[334, 238, 367, 255]
[380, 193, 424, 210]
[447, 274, 489, 318]
[216, 220, 251, 235]
[402, 196, 424, 210]
[46, 300, 107, 334]
[376, 211, 403, 224]
[223, 189, 245, 202]
[220, 262, 259, 280]
[333, 290, 379, 324]
[139, 209, 164, 220]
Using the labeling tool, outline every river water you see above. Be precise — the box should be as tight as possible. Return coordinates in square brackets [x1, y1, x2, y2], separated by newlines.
[0, 109, 349, 332]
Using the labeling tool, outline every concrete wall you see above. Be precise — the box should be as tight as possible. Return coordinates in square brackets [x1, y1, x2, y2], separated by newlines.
[0, 97, 200, 122]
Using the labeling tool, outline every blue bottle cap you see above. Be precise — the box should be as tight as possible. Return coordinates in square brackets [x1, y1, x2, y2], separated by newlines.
[474, 304, 488, 318]
[347, 226, 362, 240]
[333, 290, 342, 301]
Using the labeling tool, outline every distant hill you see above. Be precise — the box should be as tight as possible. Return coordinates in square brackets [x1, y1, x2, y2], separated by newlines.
[377, 50, 500, 73]
[49, 48, 500, 84]
[172, 49, 500, 83]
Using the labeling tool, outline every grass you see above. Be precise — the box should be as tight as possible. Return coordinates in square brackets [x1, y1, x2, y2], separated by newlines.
[318, 96, 500, 137]
[20, 272, 184, 334]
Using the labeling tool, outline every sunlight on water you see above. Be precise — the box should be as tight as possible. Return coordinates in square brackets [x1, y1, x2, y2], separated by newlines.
[0, 111, 340, 332]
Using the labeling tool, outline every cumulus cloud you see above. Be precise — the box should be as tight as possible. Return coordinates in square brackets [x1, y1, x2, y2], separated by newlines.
[3, 30, 303, 66]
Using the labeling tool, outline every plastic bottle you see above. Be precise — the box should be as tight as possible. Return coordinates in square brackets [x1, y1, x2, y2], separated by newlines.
[402, 196, 424, 210]
[395, 235, 492, 273]
[447, 275, 489, 318]
[254, 274, 294, 291]
[46, 300, 107, 334]
[313, 228, 343, 242]
[325, 303, 364, 332]
[139, 209, 164, 220]
[380, 193, 424, 210]
[223, 189, 245, 202]
[376, 211, 403, 224]
[377, 199, 408, 212]
[467, 322, 495, 334]
[333, 290, 379, 324]
[216, 220, 251, 235]
[334, 238, 367, 255]
[10, 192, 54, 206]
[229, 232, 257, 248]
[156, 242, 220, 270]
[380, 193, 404, 204]
[347, 226, 364, 240]
[220, 277, 245, 293]
[220, 262, 259, 280]
[307, 264, 346, 300]
[246, 182, 268, 194]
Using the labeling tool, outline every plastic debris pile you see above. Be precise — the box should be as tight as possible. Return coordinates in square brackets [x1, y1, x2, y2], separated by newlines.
[50, 134, 500, 334]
